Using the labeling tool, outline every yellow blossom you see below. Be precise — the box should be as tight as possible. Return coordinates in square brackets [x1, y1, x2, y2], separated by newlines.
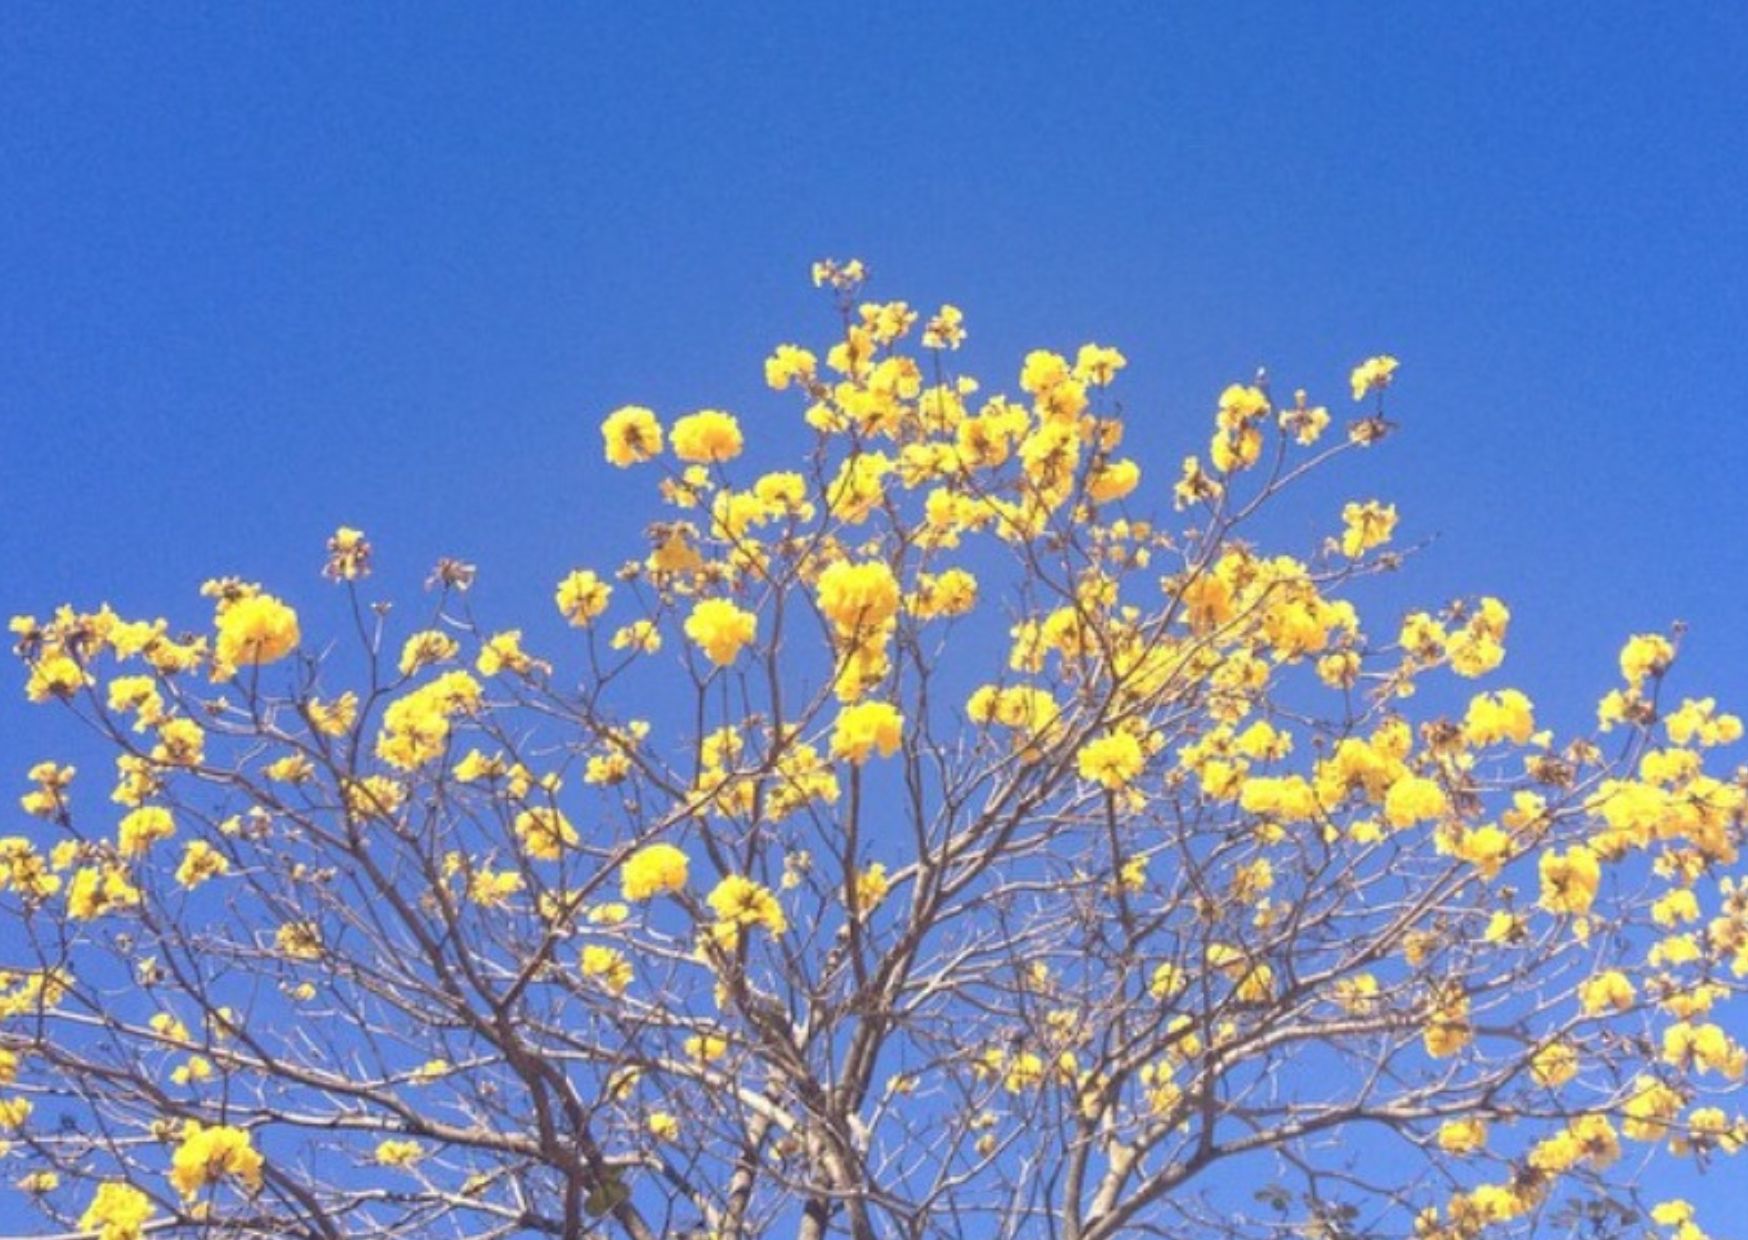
[555, 569, 612, 626]
[79, 1182, 155, 1240]
[514, 807, 578, 861]
[1538, 845, 1601, 915]
[1620, 633, 1675, 688]
[214, 593, 300, 668]
[376, 1138, 424, 1168]
[621, 843, 689, 901]
[684, 598, 758, 666]
[580, 944, 634, 994]
[1436, 1118, 1487, 1156]
[830, 700, 904, 764]
[671, 409, 744, 463]
[1339, 500, 1398, 557]
[601, 405, 664, 466]
[707, 874, 786, 937]
[1384, 776, 1447, 828]
[168, 1120, 263, 1198]
[1350, 355, 1399, 400]
[117, 805, 174, 858]
[1077, 731, 1146, 791]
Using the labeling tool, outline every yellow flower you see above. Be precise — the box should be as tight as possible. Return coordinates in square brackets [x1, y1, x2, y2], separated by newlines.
[26, 653, 90, 702]
[851, 862, 891, 914]
[920, 304, 967, 350]
[580, 944, 634, 994]
[168, 1120, 264, 1199]
[1077, 731, 1146, 791]
[1538, 845, 1600, 915]
[1423, 984, 1472, 1058]
[305, 685, 356, 734]
[1452, 825, 1512, 879]
[152, 717, 206, 767]
[20, 760, 75, 818]
[171, 1055, 214, 1086]
[1620, 633, 1675, 688]
[1383, 776, 1446, 828]
[466, 867, 523, 908]
[1664, 697, 1743, 747]
[764, 343, 819, 389]
[1463, 689, 1535, 746]
[1436, 1118, 1487, 1156]
[1087, 458, 1141, 504]
[671, 409, 744, 463]
[601, 405, 664, 466]
[276, 921, 323, 960]
[685, 1032, 729, 1062]
[1073, 343, 1126, 385]
[1653, 1202, 1695, 1228]
[1578, 970, 1635, 1015]
[1530, 1040, 1580, 1087]
[684, 598, 758, 667]
[647, 1111, 681, 1140]
[707, 874, 787, 936]
[1210, 423, 1262, 473]
[476, 630, 539, 677]
[1621, 1074, 1683, 1141]
[830, 701, 904, 764]
[514, 807, 578, 861]
[398, 629, 460, 676]
[79, 1182, 155, 1240]
[375, 1138, 423, 1168]
[1339, 500, 1398, 557]
[622, 843, 689, 901]
[117, 806, 175, 858]
[106, 675, 165, 728]
[908, 568, 978, 621]
[1349, 355, 1400, 401]
[555, 569, 612, 626]
[815, 559, 902, 637]
[323, 525, 372, 581]
[66, 865, 141, 921]
[214, 593, 300, 668]
[610, 619, 662, 654]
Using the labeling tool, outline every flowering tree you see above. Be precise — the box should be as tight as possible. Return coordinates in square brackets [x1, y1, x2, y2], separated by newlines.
[5, 261, 1746, 1240]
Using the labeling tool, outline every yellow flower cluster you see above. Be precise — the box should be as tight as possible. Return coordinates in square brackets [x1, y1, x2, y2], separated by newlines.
[815, 558, 902, 699]
[706, 874, 786, 940]
[1339, 500, 1397, 557]
[514, 806, 578, 861]
[684, 597, 757, 667]
[621, 843, 689, 901]
[376, 670, 483, 770]
[1077, 731, 1146, 791]
[168, 1120, 263, 1199]
[830, 701, 904, 764]
[601, 405, 664, 466]
[555, 569, 612, 626]
[79, 1182, 155, 1240]
[214, 591, 300, 669]
[671, 409, 744, 463]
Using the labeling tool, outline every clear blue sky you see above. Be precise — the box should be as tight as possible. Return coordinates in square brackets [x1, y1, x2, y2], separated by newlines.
[3, 3, 1746, 1228]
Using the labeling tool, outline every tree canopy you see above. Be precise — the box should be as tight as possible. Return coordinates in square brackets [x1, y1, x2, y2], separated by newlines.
[5, 261, 1746, 1240]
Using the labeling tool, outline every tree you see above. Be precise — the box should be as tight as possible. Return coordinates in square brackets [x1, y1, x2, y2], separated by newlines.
[5, 259, 1745, 1240]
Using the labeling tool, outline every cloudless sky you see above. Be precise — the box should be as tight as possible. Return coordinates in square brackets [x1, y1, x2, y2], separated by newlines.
[3, 2, 1747, 1228]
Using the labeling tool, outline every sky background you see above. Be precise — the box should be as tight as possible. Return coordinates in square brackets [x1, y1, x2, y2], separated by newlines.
[3, 2, 1747, 1229]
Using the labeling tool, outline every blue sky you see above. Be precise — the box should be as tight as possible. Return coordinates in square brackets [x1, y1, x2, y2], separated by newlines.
[3, 3, 1747, 1230]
